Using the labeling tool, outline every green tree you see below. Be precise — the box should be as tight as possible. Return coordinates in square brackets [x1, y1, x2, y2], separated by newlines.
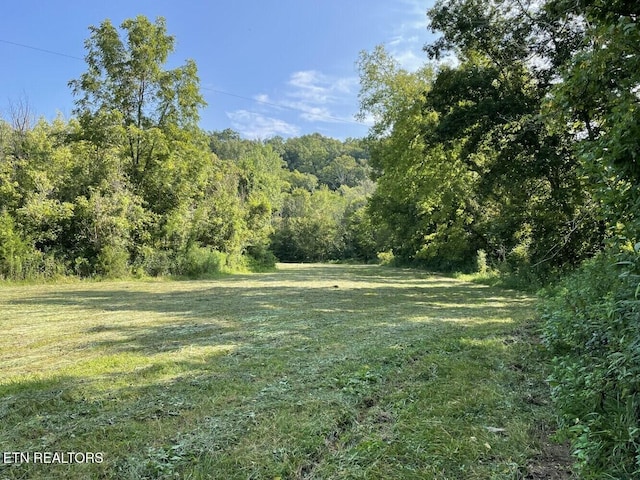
[67, 15, 248, 274]
[425, 0, 604, 275]
[318, 154, 368, 190]
[358, 45, 477, 267]
[69, 15, 205, 180]
[283, 169, 319, 193]
[545, 0, 640, 240]
[235, 143, 287, 252]
[271, 187, 347, 262]
[538, 4, 640, 475]
[209, 129, 253, 161]
[282, 133, 342, 175]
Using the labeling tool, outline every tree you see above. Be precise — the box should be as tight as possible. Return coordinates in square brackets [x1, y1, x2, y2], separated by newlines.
[281, 133, 342, 175]
[358, 46, 477, 267]
[271, 187, 347, 262]
[545, 0, 640, 240]
[425, 0, 604, 274]
[67, 15, 241, 273]
[69, 15, 206, 184]
[318, 154, 367, 190]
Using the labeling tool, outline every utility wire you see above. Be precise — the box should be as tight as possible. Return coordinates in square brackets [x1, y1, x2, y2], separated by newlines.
[0, 39, 84, 60]
[0, 38, 367, 127]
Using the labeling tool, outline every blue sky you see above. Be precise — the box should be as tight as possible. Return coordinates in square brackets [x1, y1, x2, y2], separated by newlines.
[0, 0, 437, 140]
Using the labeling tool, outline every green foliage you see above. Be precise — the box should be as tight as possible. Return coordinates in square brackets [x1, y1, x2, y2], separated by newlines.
[0, 211, 37, 280]
[245, 244, 277, 271]
[318, 154, 368, 190]
[96, 244, 130, 278]
[357, 10, 639, 475]
[540, 249, 640, 477]
[0, 15, 380, 282]
[279, 133, 371, 190]
[376, 250, 395, 266]
[475, 249, 488, 274]
[0, 115, 375, 281]
[202, 131, 376, 264]
[0, 212, 66, 281]
[281, 133, 342, 174]
[283, 169, 319, 192]
[69, 15, 204, 134]
[202, 131, 379, 264]
[342, 201, 379, 262]
[545, 0, 640, 240]
[358, 1, 606, 281]
[358, 46, 480, 268]
[271, 187, 346, 262]
[536, 5, 640, 473]
[69, 184, 148, 278]
[175, 245, 228, 277]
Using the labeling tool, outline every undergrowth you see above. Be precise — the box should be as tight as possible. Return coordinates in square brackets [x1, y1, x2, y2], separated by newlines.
[540, 248, 640, 478]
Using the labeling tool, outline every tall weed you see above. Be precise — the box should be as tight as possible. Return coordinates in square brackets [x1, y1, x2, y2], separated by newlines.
[540, 249, 640, 478]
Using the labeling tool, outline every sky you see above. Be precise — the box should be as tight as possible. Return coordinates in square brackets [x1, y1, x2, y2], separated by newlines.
[0, 0, 437, 140]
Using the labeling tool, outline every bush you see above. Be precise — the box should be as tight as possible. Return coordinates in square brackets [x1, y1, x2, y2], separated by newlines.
[476, 249, 488, 274]
[246, 244, 277, 271]
[39, 253, 68, 279]
[136, 247, 173, 277]
[96, 245, 130, 278]
[0, 212, 66, 281]
[540, 249, 640, 478]
[176, 245, 227, 277]
[377, 250, 395, 265]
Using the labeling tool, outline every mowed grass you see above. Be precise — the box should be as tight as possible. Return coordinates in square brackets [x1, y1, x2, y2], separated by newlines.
[0, 264, 556, 479]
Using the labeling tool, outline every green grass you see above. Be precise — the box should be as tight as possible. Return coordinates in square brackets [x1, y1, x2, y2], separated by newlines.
[0, 263, 561, 479]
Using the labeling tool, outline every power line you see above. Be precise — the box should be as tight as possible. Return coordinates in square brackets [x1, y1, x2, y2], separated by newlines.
[0, 37, 367, 127]
[0, 39, 83, 61]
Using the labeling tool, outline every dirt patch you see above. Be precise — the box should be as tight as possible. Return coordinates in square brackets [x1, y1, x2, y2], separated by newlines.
[526, 436, 575, 479]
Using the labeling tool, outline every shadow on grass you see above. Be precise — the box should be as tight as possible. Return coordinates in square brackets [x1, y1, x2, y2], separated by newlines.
[0, 358, 261, 479]
[3, 264, 533, 363]
[1, 264, 543, 479]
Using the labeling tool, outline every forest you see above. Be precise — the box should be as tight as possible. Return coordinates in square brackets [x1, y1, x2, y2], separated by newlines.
[1, 0, 639, 477]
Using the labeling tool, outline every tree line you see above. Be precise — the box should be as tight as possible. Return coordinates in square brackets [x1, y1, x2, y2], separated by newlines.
[0, 114, 376, 278]
[356, 0, 639, 477]
[0, 16, 376, 281]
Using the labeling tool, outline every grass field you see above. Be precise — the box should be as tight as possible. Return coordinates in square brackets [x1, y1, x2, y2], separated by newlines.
[0, 264, 568, 479]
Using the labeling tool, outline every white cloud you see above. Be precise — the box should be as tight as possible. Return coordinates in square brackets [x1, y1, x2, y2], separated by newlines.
[253, 93, 271, 104]
[281, 70, 360, 124]
[386, 0, 431, 71]
[286, 70, 358, 105]
[225, 70, 364, 139]
[227, 110, 300, 139]
[394, 49, 426, 72]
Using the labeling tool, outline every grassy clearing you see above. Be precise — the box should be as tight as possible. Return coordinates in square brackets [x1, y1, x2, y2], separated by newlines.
[0, 264, 564, 479]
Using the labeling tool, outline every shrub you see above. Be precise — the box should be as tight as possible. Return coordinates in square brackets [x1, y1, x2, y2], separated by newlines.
[223, 253, 248, 273]
[377, 250, 395, 265]
[476, 249, 488, 274]
[136, 247, 173, 277]
[0, 212, 59, 281]
[540, 248, 640, 478]
[246, 244, 277, 271]
[176, 245, 227, 277]
[39, 253, 67, 279]
[96, 245, 130, 278]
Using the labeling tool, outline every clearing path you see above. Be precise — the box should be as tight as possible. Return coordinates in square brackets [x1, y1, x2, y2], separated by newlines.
[0, 264, 570, 479]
